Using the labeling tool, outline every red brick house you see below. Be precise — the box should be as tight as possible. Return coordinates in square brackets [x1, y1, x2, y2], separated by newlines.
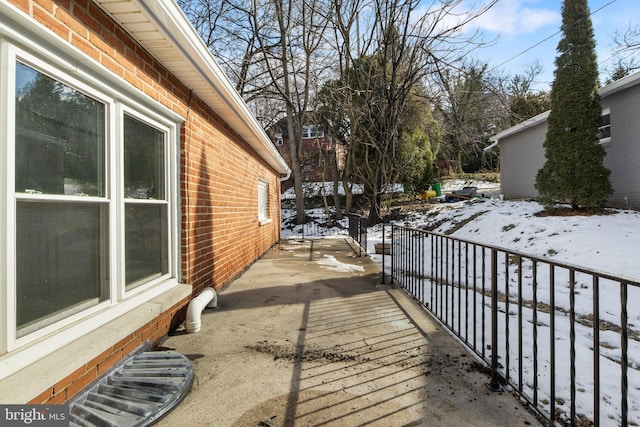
[0, 0, 289, 404]
[272, 119, 345, 186]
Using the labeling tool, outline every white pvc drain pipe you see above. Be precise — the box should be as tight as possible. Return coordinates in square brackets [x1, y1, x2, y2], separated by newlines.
[185, 287, 218, 333]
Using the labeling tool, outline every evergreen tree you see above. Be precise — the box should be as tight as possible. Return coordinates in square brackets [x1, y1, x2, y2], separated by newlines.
[535, 0, 612, 210]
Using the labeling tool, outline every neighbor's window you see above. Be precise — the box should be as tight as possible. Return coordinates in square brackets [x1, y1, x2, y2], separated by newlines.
[598, 108, 611, 144]
[258, 178, 269, 223]
[302, 125, 324, 139]
[14, 61, 109, 336]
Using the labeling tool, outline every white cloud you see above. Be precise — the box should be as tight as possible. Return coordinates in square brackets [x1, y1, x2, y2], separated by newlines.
[465, 0, 560, 36]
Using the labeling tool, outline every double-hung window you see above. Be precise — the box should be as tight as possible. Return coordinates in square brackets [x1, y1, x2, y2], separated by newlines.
[598, 108, 611, 144]
[14, 61, 110, 338]
[123, 114, 169, 290]
[3, 45, 178, 352]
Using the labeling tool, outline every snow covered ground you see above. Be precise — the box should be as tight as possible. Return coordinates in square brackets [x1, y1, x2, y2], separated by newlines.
[280, 180, 640, 425]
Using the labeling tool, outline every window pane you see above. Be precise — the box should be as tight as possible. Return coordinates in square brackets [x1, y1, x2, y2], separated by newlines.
[124, 115, 164, 200]
[598, 114, 611, 140]
[15, 62, 105, 196]
[258, 180, 268, 220]
[125, 203, 168, 289]
[16, 201, 108, 336]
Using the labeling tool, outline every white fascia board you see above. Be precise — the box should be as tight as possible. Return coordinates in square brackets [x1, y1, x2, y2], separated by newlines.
[490, 70, 640, 146]
[131, 0, 290, 176]
[489, 111, 550, 144]
[600, 69, 640, 97]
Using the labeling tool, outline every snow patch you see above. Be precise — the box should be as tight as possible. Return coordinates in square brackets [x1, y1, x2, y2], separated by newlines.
[316, 254, 365, 273]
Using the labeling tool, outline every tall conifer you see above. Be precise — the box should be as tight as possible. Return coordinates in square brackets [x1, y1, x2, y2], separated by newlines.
[535, 0, 612, 210]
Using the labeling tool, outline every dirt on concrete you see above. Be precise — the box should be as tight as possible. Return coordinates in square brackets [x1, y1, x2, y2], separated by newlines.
[156, 238, 541, 427]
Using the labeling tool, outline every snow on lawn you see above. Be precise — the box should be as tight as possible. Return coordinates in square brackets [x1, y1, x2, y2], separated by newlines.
[393, 198, 640, 279]
[281, 182, 640, 426]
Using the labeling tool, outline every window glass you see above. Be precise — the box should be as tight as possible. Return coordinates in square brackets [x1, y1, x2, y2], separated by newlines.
[7, 52, 176, 342]
[258, 179, 268, 221]
[16, 201, 108, 336]
[598, 111, 611, 141]
[124, 114, 168, 290]
[15, 62, 104, 196]
[124, 115, 165, 200]
[125, 204, 168, 288]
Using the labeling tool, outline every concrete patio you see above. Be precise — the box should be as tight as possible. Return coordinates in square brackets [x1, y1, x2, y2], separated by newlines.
[157, 237, 540, 426]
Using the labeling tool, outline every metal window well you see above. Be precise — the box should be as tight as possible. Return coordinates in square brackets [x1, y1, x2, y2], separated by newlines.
[68, 342, 194, 427]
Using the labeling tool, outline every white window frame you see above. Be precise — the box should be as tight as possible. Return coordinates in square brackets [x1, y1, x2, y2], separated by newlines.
[258, 178, 270, 225]
[598, 107, 611, 145]
[118, 106, 175, 300]
[11, 51, 115, 343]
[303, 125, 324, 139]
[274, 132, 283, 147]
[0, 38, 180, 372]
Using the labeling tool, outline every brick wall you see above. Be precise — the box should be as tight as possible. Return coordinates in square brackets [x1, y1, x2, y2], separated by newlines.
[9, 0, 282, 403]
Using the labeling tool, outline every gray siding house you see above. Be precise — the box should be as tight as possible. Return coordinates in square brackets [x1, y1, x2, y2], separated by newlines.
[489, 71, 640, 209]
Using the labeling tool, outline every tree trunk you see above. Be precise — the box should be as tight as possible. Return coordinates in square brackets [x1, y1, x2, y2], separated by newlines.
[285, 114, 306, 224]
[341, 141, 354, 214]
[366, 172, 383, 226]
[319, 148, 334, 226]
[331, 142, 342, 220]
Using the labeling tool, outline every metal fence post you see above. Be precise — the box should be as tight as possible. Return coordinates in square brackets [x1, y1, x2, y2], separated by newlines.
[490, 248, 501, 391]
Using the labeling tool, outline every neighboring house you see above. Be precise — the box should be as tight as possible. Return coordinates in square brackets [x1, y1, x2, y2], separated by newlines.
[272, 119, 345, 187]
[488, 71, 640, 209]
[0, 0, 290, 405]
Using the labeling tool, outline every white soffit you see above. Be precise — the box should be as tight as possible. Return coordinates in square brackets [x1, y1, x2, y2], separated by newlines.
[95, 0, 290, 176]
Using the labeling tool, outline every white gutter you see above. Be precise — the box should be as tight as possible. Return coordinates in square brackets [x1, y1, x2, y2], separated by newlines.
[483, 140, 499, 152]
[490, 111, 550, 144]
[600, 69, 640, 97]
[96, 0, 290, 177]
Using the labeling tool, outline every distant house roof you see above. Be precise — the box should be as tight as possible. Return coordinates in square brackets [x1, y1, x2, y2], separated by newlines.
[95, 0, 290, 176]
[486, 70, 640, 151]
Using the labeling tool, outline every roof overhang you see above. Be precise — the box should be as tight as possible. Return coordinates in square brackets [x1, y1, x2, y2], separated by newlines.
[600, 69, 640, 97]
[485, 111, 550, 151]
[487, 69, 640, 151]
[95, 0, 290, 177]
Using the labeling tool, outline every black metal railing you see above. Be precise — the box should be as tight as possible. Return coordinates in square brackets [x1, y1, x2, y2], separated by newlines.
[386, 224, 640, 427]
[296, 219, 346, 239]
[348, 214, 368, 256]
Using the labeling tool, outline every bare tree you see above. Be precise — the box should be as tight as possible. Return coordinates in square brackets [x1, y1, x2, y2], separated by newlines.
[609, 22, 640, 80]
[246, 0, 331, 224]
[333, 0, 498, 224]
[180, 0, 331, 224]
[179, 0, 499, 225]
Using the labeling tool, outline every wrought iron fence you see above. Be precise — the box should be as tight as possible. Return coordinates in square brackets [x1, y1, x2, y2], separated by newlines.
[295, 219, 346, 239]
[386, 224, 640, 427]
[347, 214, 368, 256]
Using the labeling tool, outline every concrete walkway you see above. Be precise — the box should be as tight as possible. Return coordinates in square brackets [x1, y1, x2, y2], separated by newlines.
[157, 238, 540, 427]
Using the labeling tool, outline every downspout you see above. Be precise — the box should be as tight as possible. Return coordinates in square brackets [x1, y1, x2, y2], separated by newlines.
[185, 287, 218, 333]
[281, 170, 291, 181]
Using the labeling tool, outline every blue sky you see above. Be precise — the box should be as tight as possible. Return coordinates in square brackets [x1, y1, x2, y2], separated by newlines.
[463, 0, 639, 91]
